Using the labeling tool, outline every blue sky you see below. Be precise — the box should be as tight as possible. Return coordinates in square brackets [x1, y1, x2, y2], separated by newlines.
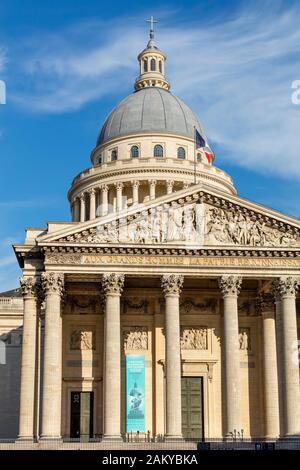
[0, 0, 300, 291]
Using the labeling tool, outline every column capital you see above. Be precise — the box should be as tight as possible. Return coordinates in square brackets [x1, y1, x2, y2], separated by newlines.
[100, 184, 109, 192]
[149, 179, 157, 186]
[102, 273, 125, 296]
[161, 274, 184, 296]
[20, 276, 39, 299]
[219, 275, 242, 297]
[166, 180, 174, 188]
[79, 192, 85, 201]
[115, 182, 124, 190]
[41, 272, 64, 296]
[88, 187, 96, 196]
[131, 180, 140, 188]
[275, 276, 299, 298]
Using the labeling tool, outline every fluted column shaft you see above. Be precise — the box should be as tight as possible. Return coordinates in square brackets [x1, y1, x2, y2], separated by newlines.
[149, 180, 156, 200]
[80, 194, 85, 222]
[219, 275, 242, 436]
[40, 273, 64, 439]
[116, 183, 123, 212]
[89, 188, 96, 220]
[166, 180, 174, 195]
[277, 277, 300, 437]
[162, 274, 184, 439]
[73, 198, 80, 222]
[132, 180, 139, 205]
[101, 185, 109, 216]
[18, 277, 39, 440]
[102, 273, 124, 440]
[259, 292, 280, 438]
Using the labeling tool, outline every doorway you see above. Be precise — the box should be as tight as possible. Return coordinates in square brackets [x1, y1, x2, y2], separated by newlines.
[181, 377, 204, 440]
[70, 391, 94, 439]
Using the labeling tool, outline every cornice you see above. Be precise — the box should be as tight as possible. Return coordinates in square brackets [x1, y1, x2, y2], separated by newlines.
[68, 165, 236, 200]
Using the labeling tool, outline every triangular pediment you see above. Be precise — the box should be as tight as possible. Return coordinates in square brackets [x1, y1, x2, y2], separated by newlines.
[37, 183, 300, 250]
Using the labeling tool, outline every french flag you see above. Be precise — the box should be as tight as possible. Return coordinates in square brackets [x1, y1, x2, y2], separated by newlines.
[195, 128, 215, 164]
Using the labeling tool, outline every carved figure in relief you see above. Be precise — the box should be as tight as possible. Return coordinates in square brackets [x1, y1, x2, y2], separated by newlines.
[123, 328, 148, 350]
[180, 327, 207, 350]
[239, 329, 250, 351]
[70, 329, 95, 350]
[205, 206, 299, 247]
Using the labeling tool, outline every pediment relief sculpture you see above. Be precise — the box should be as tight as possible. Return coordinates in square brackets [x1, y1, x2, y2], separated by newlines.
[123, 327, 148, 350]
[55, 197, 300, 248]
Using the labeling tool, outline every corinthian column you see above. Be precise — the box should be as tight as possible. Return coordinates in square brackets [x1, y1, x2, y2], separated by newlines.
[101, 184, 109, 216]
[161, 274, 184, 440]
[166, 180, 174, 195]
[80, 193, 86, 222]
[115, 182, 123, 212]
[18, 277, 39, 440]
[149, 180, 157, 200]
[219, 275, 242, 436]
[73, 197, 80, 222]
[277, 277, 300, 437]
[258, 291, 280, 438]
[102, 273, 124, 440]
[40, 272, 64, 439]
[131, 180, 140, 205]
[89, 188, 96, 220]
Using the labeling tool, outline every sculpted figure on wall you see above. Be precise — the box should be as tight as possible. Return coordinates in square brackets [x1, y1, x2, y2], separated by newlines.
[70, 328, 95, 350]
[239, 328, 251, 351]
[180, 327, 208, 350]
[85, 203, 205, 245]
[123, 327, 148, 350]
[205, 206, 299, 247]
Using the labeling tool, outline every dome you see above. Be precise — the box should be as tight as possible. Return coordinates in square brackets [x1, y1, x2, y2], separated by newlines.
[97, 88, 207, 146]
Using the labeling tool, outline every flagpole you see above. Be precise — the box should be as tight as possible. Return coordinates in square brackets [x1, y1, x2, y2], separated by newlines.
[194, 126, 196, 185]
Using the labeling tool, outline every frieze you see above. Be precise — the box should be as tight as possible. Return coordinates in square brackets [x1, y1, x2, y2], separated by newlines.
[180, 298, 218, 314]
[45, 252, 300, 268]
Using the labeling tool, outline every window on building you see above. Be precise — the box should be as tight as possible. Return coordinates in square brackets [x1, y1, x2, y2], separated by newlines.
[98, 155, 102, 165]
[111, 149, 118, 161]
[177, 147, 186, 159]
[130, 145, 139, 158]
[154, 144, 163, 158]
[143, 60, 148, 72]
[159, 60, 162, 73]
[197, 152, 202, 162]
[151, 58, 156, 71]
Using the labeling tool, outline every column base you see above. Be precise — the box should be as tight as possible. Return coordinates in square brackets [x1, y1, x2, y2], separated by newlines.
[102, 435, 123, 442]
[39, 436, 63, 441]
[16, 436, 35, 442]
[164, 435, 183, 442]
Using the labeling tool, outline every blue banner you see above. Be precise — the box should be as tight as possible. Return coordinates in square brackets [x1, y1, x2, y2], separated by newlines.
[126, 355, 145, 432]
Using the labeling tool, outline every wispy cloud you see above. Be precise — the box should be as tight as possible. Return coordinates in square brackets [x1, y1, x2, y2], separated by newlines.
[7, 1, 300, 182]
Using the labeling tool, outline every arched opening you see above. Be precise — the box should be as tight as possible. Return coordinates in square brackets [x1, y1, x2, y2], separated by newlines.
[197, 152, 202, 162]
[150, 58, 156, 71]
[159, 60, 162, 73]
[154, 144, 163, 158]
[111, 149, 118, 161]
[143, 59, 148, 72]
[130, 145, 139, 158]
[177, 147, 186, 159]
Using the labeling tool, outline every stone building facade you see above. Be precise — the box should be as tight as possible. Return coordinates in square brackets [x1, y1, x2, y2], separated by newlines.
[0, 25, 300, 443]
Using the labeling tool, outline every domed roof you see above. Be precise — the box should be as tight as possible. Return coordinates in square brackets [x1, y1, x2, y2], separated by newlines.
[97, 88, 206, 146]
